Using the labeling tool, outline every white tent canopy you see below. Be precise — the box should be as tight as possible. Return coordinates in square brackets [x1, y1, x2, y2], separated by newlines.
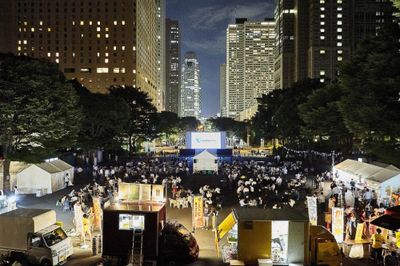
[334, 159, 400, 201]
[16, 159, 74, 194]
[193, 150, 218, 173]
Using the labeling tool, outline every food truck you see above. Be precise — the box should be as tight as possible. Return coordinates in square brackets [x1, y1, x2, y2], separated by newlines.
[215, 208, 340, 265]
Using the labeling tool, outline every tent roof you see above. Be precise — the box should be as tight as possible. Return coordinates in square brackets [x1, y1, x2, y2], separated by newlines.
[194, 150, 217, 159]
[232, 207, 308, 222]
[48, 160, 73, 171]
[335, 159, 400, 183]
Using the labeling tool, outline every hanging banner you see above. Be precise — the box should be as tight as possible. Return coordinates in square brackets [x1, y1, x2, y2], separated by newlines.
[332, 207, 344, 243]
[151, 184, 165, 202]
[354, 222, 364, 243]
[307, 196, 318, 226]
[139, 184, 152, 201]
[192, 196, 204, 229]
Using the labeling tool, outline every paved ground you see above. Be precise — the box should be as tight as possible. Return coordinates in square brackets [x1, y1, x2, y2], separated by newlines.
[4, 171, 376, 266]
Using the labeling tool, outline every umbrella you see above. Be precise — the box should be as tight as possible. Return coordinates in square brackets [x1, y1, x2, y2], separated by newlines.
[370, 206, 400, 231]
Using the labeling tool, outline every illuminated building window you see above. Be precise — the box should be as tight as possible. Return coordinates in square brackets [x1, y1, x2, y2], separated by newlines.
[320, 50, 326, 54]
[18, 40, 21, 44]
[17, 46, 21, 51]
[97, 27, 101, 32]
[113, 21, 117, 25]
[56, 52, 59, 57]
[337, 28, 342, 32]
[122, 46, 126, 51]
[47, 52, 51, 57]
[89, 21, 93, 25]
[337, 35, 342, 40]
[96, 67, 109, 73]
[337, 50, 343, 54]
[72, 21, 76, 26]
[337, 21, 342, 25]
[105, 52, 109, 57]
[337, 14, 342, 18]
[320, 36, 325, 40]
[133, 69, 136, 74]
[105, 34, 109, 38]
[121, 20, 125, 25]
[97, 52, 100, 57]
[31, 27, 35, 32]
[320, 14, 325, 18]
[97, 21, 101, 25]
[97, 34, 101, 38]
[320, 7, 325, 11]
[113, 67, 120, 73]
[47, 28, 51, 32]
[320, 70, 326, 76]
[105, 58, 109, 63]
[320, 21, 325, 26]
[113, 46, 117, 51]
[320, 78, 325, 83]
[121, 68, 126, 73]
[320, 29, 325, 32]
[55, 59, 59, 63]
[133, 46, 136, 51]
[337, 42, 342, 47]
[105, 27, 109, 32]
[338, 57, 343, 61]
[80, 21, 84, 26]
[39, 21, 43, 26]
[320, 0, 325, 3]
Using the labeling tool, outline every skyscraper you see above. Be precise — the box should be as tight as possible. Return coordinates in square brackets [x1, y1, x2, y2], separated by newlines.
[0, 0, 165, 110]
[274, 0, 397, 89]
[226, 18, 276, 119]
[180, 52, 201, 118]
[219, 63, 227, 117]
[165, 19, 181, 114]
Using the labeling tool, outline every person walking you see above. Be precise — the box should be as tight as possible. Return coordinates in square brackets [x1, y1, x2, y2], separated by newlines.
[64, 173, 70, 189]
[370, 228, 385, 265]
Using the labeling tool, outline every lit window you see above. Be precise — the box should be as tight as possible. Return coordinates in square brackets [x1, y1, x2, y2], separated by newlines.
[105, 52, 109, 57]
[122, 46, 126, 51]
[105, 34, 109, 38]
[89, 21, 93, 25]
[337, 50, 343, 54]
[337, 42, 342, 47]
[97, 34, 101, 38]
[105, 27, 109, 32]
[47, 28, 51, 32]
[337, 14, 342, 18]
[97, 21, 101, 25]
[320, 14, 325, 18]
[55, 59, 59, 63]
[337, 21, 342, 25]
[121, 20, 125, 25]
[133, 69, 136, 74]
[320, 0, 325, 3]
[17, 46, 21, 51]
[320, 78, 325, 83]
[320, 7, 325, 11]
[39, 21, 43, 26]
[97, 52, 100, 57]
[320, 50, 326, 54]
[97, 27, 101, 32]
[96, 67, 109, 73]
[113, 67, 120, 73]
[320, 36, 325, 40]
[337, 0, 342, 3]
[113, 46, 117, 51]
[31, 27, 35, 32]
[113, 21, 118, 25]
[47, 52, 51, 57]
[133, 46, 136, 51]
[55, 52, 59, 57]
[337, 35, 342, 40]
[320, 21, 325, 26]
[320, 28, 325, 32]
[80, 21, 84, 26]
[338, 56, 343, 61]
[81, 34, 84, 38]
[105, 58, 109, 63]
[337, 28, 342, 32]
[320, 70, 326, 76]
[121, 68, 126, 73]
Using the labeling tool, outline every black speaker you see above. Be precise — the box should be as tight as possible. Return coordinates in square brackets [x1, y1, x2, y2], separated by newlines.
[179, 149, 195, 156]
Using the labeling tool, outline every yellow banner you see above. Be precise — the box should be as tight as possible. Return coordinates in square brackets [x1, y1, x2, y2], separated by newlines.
[332, 208, 344, 243]
[192, 196, 204, 229]
[355, 223, 364, 243]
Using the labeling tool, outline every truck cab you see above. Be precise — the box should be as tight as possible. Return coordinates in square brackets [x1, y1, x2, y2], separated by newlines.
[27, 225, 73, 266]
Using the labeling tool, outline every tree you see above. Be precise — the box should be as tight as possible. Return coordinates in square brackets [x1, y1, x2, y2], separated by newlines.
[73, 81, 129, 151]
[391, 0, 400, 13]
[0, 54, 81, 190]
[179, 117, 201, 132]
[109, 86, 157, 153]
[298, 83, 352, 151]
[208, 117, 247, 141]
[156, 111, 181, 135]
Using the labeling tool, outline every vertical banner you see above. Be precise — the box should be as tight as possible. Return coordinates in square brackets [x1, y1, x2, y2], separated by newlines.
[118, 182, 130, 200]
[129, 184, 140, 201]
[307, 196, 318, 226]
[332, 207, 344, 243]
[139, 184, 152, 201]
[74, 203, 83, 237]
[151, 184, 165, 202]
[92, 197, 102, 231]
[192, 196, 204, 229]
[354, 222, 364, 243]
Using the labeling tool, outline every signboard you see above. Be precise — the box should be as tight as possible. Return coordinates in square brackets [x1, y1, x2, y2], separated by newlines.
[139, 184, 152, 201]
[74, 203, 83, 237]
[192, 196, 204, 229]
[354, 222, 364, 243]
[332, 207, 344, 243]
[186, 132, 226, 149]
[307, 196, 318, 226]
[92, 197, 102, 231]
[119, 214, 145, 230]
[151, 184, 165, 202]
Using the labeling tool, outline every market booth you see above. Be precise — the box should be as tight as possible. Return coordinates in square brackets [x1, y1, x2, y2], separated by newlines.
[215, 208, 341, 266]
[334, 159, 400, 204]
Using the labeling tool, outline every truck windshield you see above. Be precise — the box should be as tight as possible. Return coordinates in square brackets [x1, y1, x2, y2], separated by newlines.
[43, 228, 67, 247]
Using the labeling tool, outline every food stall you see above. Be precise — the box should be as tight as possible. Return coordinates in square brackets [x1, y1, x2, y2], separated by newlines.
[215, 208, 341, 265]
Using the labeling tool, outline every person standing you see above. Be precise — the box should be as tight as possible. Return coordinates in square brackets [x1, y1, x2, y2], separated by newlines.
[318, 192, 326, 213]
[64, 173, 70, 189]
[370, 228, 385, 265]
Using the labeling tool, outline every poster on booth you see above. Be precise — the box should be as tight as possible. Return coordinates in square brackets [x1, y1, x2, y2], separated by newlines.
[332, 207, 344, 243]
[151, 184, 165, 202]
[139, 184, 152, 201]
[192, 196, 204, 229]
[354, 222, 365, 243]
[74, 203, 83, 237]
[307, 196, 318, 226]
[391, 193, 400, 206]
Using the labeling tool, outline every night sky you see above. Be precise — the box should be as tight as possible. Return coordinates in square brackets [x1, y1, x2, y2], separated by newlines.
[167, 0, 275, 117]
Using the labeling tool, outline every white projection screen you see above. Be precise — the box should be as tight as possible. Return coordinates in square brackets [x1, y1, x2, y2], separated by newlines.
[186, 132, 226, 149]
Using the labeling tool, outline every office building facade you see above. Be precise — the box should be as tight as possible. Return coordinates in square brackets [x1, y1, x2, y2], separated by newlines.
[0, 0, 165, 110]
[180, 52, 201, 118]
[219, 63, 227, 117]
[274, 0, 397, 89]
[165, 19, 180, 114]
[226, 18, 276, 119]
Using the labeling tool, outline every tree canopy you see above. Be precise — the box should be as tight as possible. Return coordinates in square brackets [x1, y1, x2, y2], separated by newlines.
[0, 54, 81, 190]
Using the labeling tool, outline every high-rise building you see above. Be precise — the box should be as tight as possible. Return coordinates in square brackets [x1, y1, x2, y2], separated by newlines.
[156, 0, 166, 111]
[0, 0, 165, 110]
[165, 19, 180, 114]
[274, 0, 397, 89]
[180, 52, 201, 118]
[226, 18, 276, 119]
[219, 64, 227, 117]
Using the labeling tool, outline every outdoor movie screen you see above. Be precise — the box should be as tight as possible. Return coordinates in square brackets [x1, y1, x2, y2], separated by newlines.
[186, 132, 226, 149]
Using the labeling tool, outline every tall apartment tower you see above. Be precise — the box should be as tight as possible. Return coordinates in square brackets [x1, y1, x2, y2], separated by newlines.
[274, 0, 397, 89]
[165, 19, 181, 114]
[0, 0, 165, 110]
[180, 52, 201, 118]
[219, 63, 227, 117]
[226, 18, 276, 119]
